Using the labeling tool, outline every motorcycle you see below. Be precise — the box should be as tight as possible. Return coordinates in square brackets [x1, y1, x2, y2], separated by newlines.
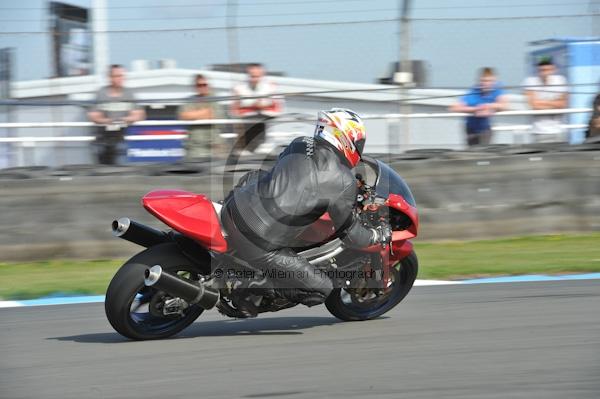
[105, 156, 419, 340]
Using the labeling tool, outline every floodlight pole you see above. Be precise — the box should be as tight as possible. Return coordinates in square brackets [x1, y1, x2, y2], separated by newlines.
[398, 0, 412, 153]
[92, 0, 109, 80]
[590, 0, 600, 36]
[400, 0, 412, 70]
[226, 0, 240, 71]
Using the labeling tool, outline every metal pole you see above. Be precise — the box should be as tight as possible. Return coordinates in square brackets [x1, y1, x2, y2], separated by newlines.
[0, 48, 14, 168]
[398, 0, 412, 152]
[226, 0, 240, 70]
[590, 0, 600, 36]
[92, 0, 109, 79]
[400, 0, 412, 72]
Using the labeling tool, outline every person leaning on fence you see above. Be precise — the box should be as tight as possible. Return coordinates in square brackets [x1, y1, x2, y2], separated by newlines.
[87, 64, 145, 165]
[449, 67, 508, 146]
[230, 63, 283, 155]
[522, 58, 569, 143]
[586, 90, 600, 140]
[178, 74, 225, 160]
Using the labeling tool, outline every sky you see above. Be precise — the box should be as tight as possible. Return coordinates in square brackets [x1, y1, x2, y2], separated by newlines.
[0, 0, 598, 89]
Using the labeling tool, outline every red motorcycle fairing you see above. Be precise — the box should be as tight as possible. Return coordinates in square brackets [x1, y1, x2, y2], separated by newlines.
[391, 240, 414, 260]
[298, 193, 418, 262]
[388, 193, 418, 263]
[387, 193, 418, 241]
[142, 190, 228, 253]
[357, 193, 418, 263]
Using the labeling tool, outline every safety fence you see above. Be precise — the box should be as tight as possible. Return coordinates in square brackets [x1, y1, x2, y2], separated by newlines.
[0, 107, 594, 167]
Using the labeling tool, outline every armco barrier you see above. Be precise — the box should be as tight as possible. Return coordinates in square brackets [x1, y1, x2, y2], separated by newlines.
[0, 145, 599, 261]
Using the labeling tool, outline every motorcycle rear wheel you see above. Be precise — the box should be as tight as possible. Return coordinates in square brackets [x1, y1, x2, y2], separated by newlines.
[105, 243, 208, 340]
[325, 251, 418, 321]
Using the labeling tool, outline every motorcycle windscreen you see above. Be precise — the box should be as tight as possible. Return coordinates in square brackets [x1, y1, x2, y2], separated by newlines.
[373, 160, 416, 207]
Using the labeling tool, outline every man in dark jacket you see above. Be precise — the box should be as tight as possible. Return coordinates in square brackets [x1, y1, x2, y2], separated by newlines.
[586, 92, 600, 140]
[221, 109, 390, 316]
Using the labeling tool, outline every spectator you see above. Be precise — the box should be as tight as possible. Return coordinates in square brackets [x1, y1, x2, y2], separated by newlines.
[230, 63, 283, 154]
[87, 64, 145, 164]
[586, 90, 600, 140]
[522, 58, 569, 143]
[450, 67, 508, 146]
[178, 74, 225, 160]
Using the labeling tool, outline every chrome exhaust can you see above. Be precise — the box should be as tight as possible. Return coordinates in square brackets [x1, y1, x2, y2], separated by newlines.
[112, 218, 170, 248]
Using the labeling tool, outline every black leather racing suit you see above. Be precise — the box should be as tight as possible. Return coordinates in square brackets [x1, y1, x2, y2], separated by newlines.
[221, 136, 375, 299]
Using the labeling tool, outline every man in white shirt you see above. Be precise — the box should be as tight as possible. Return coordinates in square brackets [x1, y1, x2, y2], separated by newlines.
[522, 59, 569, 143]
[230, 63, 283, 154]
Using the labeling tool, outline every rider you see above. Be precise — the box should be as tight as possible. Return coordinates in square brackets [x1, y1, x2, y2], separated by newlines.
[221, 108, 391, 315]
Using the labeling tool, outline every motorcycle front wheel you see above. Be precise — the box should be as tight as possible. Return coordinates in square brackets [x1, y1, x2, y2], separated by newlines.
[325, 250, 418, 321]
[105, 243, 209, 340]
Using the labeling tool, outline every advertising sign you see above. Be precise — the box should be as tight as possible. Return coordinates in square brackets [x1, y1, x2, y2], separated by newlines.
[126, 126, 186, 163]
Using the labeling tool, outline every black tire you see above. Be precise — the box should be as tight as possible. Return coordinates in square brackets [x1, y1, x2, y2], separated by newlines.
[325, 251, 418, 321]
[105, 243, 209, 340]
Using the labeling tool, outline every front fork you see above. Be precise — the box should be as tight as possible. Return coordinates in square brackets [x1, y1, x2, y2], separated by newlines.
[356, 250, 392, 291]
[379, 239, 414, 289]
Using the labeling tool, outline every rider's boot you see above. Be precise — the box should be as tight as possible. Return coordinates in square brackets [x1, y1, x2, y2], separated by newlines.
[231, 276, 273, 318]
[279, 289, 327, 307]
[232, 295, 259, 318]
[261, 248, 334, 304]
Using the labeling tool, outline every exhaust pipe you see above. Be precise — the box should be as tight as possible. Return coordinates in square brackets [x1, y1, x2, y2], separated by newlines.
[112, 218, 170, 248]
[144, 265, 219, 310]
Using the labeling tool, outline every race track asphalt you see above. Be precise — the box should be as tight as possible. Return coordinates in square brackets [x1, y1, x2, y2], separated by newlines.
[1, 280, 599, 399]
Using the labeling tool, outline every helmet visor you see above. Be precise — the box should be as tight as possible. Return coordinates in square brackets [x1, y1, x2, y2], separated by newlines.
[355, 137, 365, 156]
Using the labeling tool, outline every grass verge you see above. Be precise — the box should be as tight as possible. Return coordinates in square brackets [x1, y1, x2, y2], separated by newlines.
[415, 233, 600, 279]
[1, 233, 599, 300]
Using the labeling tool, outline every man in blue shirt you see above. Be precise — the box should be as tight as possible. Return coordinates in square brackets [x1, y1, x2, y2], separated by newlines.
[450, 67, 508, 146]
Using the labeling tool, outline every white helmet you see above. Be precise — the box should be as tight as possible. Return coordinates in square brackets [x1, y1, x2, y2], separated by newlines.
[314, 108, 366, 167]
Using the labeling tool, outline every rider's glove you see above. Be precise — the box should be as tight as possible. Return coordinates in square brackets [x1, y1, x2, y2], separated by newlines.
[370, 223, 392, 246]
